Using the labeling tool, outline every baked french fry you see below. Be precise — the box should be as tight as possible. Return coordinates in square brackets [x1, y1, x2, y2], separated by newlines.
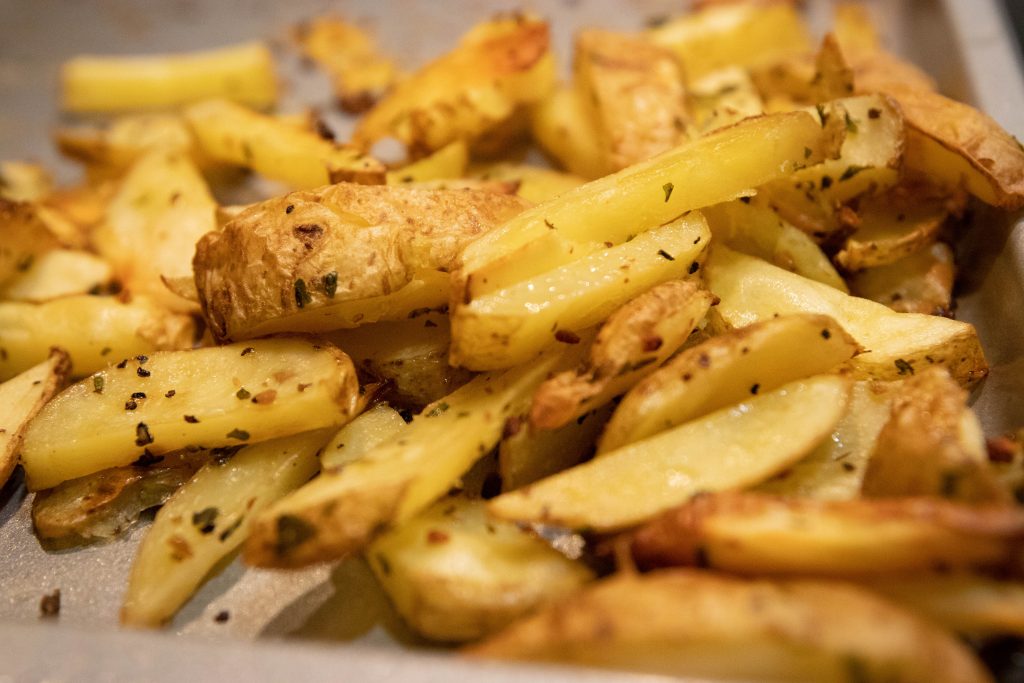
[530, 86, 606, 179]
[849, 242, 956, 316]
[0, 161, 53, 202]
[0, 249, 113, 303]
[320, 404, 407, 472]
[490, 375, 850, 533]
[689, 67, 764, 134]
[0, 349, 70, 486]
[20, 337, 359, 490]
[0, 200, 61, 287]
[61, 41, 278, 112]
[469, 163, 586, 204]
[56, 115, 196, 175]
[385, 141, 469, 186]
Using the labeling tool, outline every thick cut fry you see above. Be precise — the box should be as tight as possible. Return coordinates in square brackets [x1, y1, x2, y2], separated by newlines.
[631, 492, 1024, 577]
[185, 99, 384, 188]
[850, 241, 956, 315]
[93, 150, 215, 312]
[703, 195, 847, 291]
[0, 295, 194, 381]
[327, 315, 473, 409]
[0, 200, 61, 287]
[244, 350, 563, 568]
[61, 41, 277, 112]
[530, 280, 713, 430]
[705, 245, 988, 387]
[121, 431, 326, 627]
[368, 497, 593, 642]
[320, 404, 407, 472]
[648, 3, 812, 79]
[294, 16, 399, 113]
[861, 367, 1009, 504]
[354, 16, 554, 156]
[574, 29, 691, 174]
[451, 214, 709, 370]
[861, 574, 1024, 637]
[56, 115, 196, 175]
[530, 86, 606, 179]
[0, 249, 113, 303]
[755, 380, 896, 500]
[598, 313, 859, 454]
[490, 375, 850, 533]
[20, 337, 359, 491]
[385, 141, 468, 186]
[468, 570, 990, 683]
[469, 163, 586, 204]
[0, 349, 70, 486]
[499, 405, 612, 492]
[459, 110, 830, 298]
[0, 161, 53, 202]
[194, 183, 528, 341]
[689, 67, 764, 134]
[32, 453, 203, 547]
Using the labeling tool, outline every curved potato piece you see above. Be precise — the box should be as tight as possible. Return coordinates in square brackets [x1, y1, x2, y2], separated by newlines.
[0, 250, 114, 303]
[860, 574, 1024, 638]
[703, 195, 847, 291]
[94, 149, 216, 313]
[368, 497, 593, 642]
[121, 430, 326, 627]
[61, 41, 277, 112]
[862, 367, 1010, 504]
[0, 200, 61, 287]
[354, 16, 555, 156]
[451, 214, 709, 371]
[0, 295, 194, 381]
[320, 403, 407, 472]
[630, 492, 1024, 577]
[490, 375, 850, 533]
[531, 279, 713, 431]
[598, 313, 859, 454]
[467, 570, 990, 683]
[574, 29, 691, 174]
[647, 2, 812, 79]
[20, 337, 359, 491]
[244, 350, 564, 569]
[530, 86, 606, 179]
[849, 241, 955, 316]
[755, 380, 897, 500]
[0, 349, 69, 486]
[705, 245, 988, 387]
[31, 453, 203, 547]
[194, 183, 529, 341]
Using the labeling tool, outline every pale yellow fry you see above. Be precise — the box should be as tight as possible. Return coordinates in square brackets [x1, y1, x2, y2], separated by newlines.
[0, 349, 70, 486]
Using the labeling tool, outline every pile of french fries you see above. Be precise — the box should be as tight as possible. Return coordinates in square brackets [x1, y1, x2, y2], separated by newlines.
[2, 1, 1024, 680]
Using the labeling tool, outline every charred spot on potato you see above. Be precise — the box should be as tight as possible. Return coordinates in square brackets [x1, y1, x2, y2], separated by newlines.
[191, 507, 219, 534]
[275, 514, 317, 556]
[134, 422, 154, 446]
[131, 449, 163, 467]
[554, 329, 581, 344]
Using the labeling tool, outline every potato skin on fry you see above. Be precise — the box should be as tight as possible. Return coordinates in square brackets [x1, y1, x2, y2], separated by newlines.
[194, 183, 529, 341]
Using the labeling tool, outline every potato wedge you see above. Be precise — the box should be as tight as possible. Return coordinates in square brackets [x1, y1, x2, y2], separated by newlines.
[468, 570, 990, 683]
[490, 375, 850, 533]
[861, 574, 1024, 637]
[194, 183, 528, 341]
[353, 16, 555, 156]
[244, 349, 564, 568]
[499, 405, 612, 492]
[93, 150, 215, 312]
[0, 249, 113, 303]
[385, 141, 468, 186]
[630, 492, 1024, 576]
[293, 16, 399, 114]
[0, 295, 194, 381]
[755, 380, 897, 500]
[598, 313, 859, 454]
[121, 430, 326, 627]
[20, 337, 359, 490]
[574, 29, 691, 174]
[61, 41, 277, 112]
[861, 367, 1009, 504]
[320, 404, 407, 472]
[327, 314, 473, 409]
[647, 2, 812, 79]
[705, 245, 988, 387]
[530, 279, 713, 430]
[368, 497, 593, 642]
[31, 452, 203, 547]
[450, 213, 709, 371]
[459, 110, 830, 297]
[0, 349, 69, 486]
[703, 194, 847, 291]
[530, 86, 606, 179]
[0, 200, 61, 288]
[184, 99, 384, 189]
[689, 67, 765, 134]
[849, 241, 956, 315]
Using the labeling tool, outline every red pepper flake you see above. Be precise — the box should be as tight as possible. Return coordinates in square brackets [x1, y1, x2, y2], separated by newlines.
[251, 390, 277, 405]
[426, 530, 450, 545]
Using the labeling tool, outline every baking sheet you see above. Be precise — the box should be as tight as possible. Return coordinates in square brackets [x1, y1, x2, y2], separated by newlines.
[1, 0, 1023, 680]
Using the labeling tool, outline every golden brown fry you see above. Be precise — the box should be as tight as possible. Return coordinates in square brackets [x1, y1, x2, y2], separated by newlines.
[194, 183, 529, 341]
[530, 279, 713, 431]
[0, 249, 113, 303]
[0, 200, 61, 287]
[530, 86, 606, 179]
[849, 241, 956, 315]
[689, 67, 764, 133]
[0, 161, 53, 202]
[0, 349, 69, 487]
[630, 492, 1024, 577]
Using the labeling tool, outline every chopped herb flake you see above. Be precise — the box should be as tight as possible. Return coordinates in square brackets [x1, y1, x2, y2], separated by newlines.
[226, 428, 250, 441]
[135, 422, 154, 446]
[844, 111, 858, 133]
[894, 358, 915, 375]
[322, 271, 338, 298]
[662, 182, 674, 202]
[657, 249, 675, 261]
[93, 376, 104, 394]
[275, 514, 317, 556]
[184, 415, 199, 424]
[236, 387, 251, 400]
[688, 261, 700, 274]
[137, 367, 151, 378]
[294, 278, 312, 308]
[839, 165, 868, 181]
[192, 507, 219, 534]
[426, 401, 450, 417]
[240, 347, 255, 357]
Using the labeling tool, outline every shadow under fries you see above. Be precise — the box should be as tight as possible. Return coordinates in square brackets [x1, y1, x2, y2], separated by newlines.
[0, 467, 28, 529]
